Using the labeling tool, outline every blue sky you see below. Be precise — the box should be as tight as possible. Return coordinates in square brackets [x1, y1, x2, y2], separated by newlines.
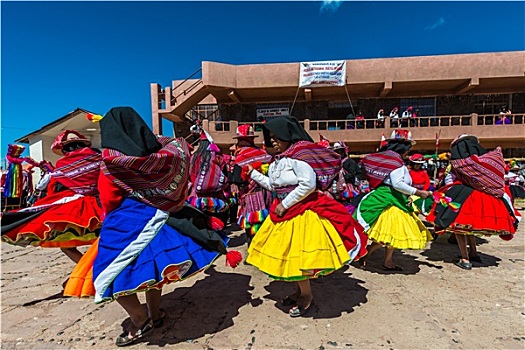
[2, 1, 524, 164]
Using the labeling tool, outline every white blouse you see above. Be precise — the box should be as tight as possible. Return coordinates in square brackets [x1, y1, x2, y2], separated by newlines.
[250, 157, 316, 209]
[384, 166, 417, 196]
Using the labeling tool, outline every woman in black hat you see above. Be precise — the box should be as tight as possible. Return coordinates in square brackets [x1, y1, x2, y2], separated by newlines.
[354, 130, 433, 271]
[245, 116, 367, 317]
[427, 134, 519, 270]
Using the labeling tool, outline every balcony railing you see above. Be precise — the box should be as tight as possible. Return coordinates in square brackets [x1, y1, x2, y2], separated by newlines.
[209, 114, 524, 133]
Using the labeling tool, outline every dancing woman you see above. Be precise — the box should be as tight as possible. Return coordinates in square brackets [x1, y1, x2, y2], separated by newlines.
[2, 131, 103, 265]
[245, 116, 367, 317]
[64, 107, 240, 346]
[354, 130, 433, 271]
[427, 134, 520, 270]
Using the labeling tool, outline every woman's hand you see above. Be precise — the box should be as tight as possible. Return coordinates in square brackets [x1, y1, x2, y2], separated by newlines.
[416, 190, 433, 199]
[275, 203, 287, 217]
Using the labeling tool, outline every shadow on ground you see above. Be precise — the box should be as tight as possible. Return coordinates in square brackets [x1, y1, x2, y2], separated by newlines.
[123, 266, 260, 347]
[421, 233, 501, 268]
[263, 265, 368, 319]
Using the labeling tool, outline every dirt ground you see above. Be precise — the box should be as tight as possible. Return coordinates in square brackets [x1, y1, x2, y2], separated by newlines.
[1, 211, 524, 350]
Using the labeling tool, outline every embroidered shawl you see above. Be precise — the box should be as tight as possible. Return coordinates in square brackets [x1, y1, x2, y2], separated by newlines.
[279, 140, 341, 190]
[52, 147, 101, 195]
[451, 147, 505, 197]
[361, 150, 405, 189]
[101, 136, 190, 212]
[234, 147, 272, 167]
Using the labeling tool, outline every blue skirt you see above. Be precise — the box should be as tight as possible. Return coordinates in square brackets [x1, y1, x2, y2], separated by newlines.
[93, 198, 228, 303]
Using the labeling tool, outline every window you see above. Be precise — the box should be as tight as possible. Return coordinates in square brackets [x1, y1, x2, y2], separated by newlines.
[473, 94, 511, 115]
[399, 98, 436, 116]
[186, 104, 220, 121]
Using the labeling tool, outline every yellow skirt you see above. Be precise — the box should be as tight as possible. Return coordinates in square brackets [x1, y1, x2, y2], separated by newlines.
[246, 210, 350, 281]
[367, 206, 432, 250]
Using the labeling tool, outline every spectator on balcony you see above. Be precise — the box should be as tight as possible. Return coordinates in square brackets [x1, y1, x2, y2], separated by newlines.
[497, 105, 512, 125]
[410, 108, 419, 127]
[376, 109, 385, 128]
[401, 106, 413, 127]
[389, 107, 399, 127]
[355, 110, 365, 129]
[345, 113, 355, 129]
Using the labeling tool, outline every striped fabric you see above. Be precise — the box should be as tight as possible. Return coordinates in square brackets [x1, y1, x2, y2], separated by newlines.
[361, 151, 405, 189]
[279, 141, 341, 191]
[190, 151, 228, 195]
[234, 147, 272, 167]
[451, 147, 506, 198]
[52, 148, 101, 195]
[101, 136, 190, 213]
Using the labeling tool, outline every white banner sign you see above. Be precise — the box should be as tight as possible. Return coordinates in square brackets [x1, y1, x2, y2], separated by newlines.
[299, 60, 346, 88]
[256, 107, 290, 118]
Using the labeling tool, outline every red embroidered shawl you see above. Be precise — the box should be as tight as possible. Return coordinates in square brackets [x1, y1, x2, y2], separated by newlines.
[101, 136, 190, 213]
[53, 147, 101, 195]
[234, 147, 272, 167]
[451, 147, 505, 197]
[279, 140, 341, 191]
[361, 150, 405, 189]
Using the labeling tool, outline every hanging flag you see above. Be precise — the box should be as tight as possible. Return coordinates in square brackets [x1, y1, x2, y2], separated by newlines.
[435, 132, 440, 148]
[380, 133, 387, 148]
[318, 134, 330, 148]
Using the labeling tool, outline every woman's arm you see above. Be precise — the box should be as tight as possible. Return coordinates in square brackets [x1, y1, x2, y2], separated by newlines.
[389, 167, 417, 196]
[281, 159, 316, 209]
[249, 167, 274, 191]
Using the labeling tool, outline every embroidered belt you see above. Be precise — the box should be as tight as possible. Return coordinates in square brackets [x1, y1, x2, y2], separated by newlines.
[273, 185, 298, 200]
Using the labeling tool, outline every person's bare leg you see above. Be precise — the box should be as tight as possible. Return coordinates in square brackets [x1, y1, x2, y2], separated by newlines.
[117, 294, 149, 336]
[466, 235, 478, 258]
[146, 288, 162, 321]
[61, 248, 83, 263]
[456, 234, 469, 263]
[383, 247, 397, 268]
[359, 241, 382, 267]
[296, 279, 313, 308]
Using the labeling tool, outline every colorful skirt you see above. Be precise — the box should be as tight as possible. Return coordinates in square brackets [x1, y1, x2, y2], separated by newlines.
[354, 186, 432, 250]
[237, 189, 270, 235]
[427, 183, 518, 237]
[88, 198, 227, 303]
[1, 190, 102, 248]
[246, 210, 351, 281]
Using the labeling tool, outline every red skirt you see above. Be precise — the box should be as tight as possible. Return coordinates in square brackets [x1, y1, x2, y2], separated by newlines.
[427, 185, 517, 237]
[2, 190, 103, 248]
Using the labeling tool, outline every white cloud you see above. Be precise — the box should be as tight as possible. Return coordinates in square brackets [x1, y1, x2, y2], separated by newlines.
[425, 17, 446, 30]
[320, 0, 343, 13]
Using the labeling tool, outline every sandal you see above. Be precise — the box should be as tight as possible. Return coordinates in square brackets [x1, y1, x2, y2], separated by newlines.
[282, 296, 297, 306]
[456, 255, 482, 263]
[382, 265, 403, 271]
[152, 308, 166, 328]
[454, 260, 472, 270]
[289, 302, 314, 318]
[115, 318, 153, 347]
